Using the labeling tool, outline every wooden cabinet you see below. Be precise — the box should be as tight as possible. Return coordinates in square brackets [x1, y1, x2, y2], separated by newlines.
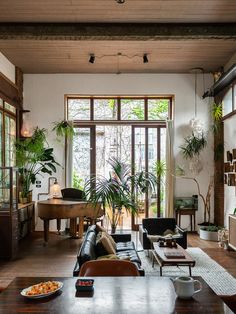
[228, 215, 236, 251]
[18, 202, 35, 239]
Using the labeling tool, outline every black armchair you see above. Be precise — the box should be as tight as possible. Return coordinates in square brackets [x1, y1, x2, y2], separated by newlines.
[139, 218, 187, 250]
[61, 188, 85, 201]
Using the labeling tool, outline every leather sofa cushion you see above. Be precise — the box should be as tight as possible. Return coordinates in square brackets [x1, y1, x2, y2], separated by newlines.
[78, 230, 97, 266]
[116, 241, 135, 252]
[116, 250, 141, 265]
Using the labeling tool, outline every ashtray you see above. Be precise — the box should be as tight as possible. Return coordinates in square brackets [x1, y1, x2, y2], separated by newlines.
[75, 279, 94, 292]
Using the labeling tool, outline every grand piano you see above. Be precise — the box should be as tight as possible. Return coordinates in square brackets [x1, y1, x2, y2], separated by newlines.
[37, 198, 103, 243]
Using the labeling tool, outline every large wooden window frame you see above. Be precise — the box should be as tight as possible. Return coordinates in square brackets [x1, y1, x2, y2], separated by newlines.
[0, 100, 17, 167]
[66, 95, 173, 230]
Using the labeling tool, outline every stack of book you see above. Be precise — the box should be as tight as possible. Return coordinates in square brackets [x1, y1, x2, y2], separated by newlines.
[164, 251, 185, 259]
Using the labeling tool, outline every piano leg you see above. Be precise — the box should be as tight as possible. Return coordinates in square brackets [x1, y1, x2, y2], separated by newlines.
[43, 219, 50, 244]
[70, 218, 79, 238]
[78, 217, 84, 238]
[57, 219, 61, 235]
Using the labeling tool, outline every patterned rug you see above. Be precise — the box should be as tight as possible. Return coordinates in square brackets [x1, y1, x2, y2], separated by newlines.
[138, 248, 236, 296]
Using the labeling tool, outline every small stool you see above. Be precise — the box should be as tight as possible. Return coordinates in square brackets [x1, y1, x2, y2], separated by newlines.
[175, 208, 196, 231]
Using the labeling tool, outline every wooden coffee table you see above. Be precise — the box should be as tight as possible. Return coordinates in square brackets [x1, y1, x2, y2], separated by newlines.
[152, 242, 195, 276]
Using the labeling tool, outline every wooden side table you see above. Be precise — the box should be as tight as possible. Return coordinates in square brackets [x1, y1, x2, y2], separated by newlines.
[175, 208, 196, 231]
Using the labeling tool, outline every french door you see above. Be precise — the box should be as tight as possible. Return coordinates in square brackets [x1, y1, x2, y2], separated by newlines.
[131, 126, 166, 230]
[72, 124, 166, 231]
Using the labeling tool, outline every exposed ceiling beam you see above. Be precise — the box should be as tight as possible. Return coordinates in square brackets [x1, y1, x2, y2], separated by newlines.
[0, 23, 236, 41]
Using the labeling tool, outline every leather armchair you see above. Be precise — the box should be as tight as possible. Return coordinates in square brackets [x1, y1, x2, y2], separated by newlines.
[139, 218, 187, 250]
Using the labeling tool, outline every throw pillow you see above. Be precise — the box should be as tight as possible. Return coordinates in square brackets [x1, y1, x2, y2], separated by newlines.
[96, 224, 107, 233]
[163, 229, 174, 236]
[96, 254, 119, 260]
[103, 232, 116, 251]
[96, 225, 117, 250]
[147, 234, 162, 243]
[96, 232, 116, 255]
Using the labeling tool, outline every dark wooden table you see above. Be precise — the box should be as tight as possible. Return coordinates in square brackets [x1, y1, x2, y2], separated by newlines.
[152, 242, 196, 276]
[0, 277, 232, 314]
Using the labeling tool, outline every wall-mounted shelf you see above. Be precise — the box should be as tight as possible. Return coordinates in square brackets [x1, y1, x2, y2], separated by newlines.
[224, 149, 236, 186]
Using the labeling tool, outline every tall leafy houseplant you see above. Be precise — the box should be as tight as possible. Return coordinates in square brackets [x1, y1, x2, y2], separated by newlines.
[15, 127, 60, 202]
[84, 158, 157, 233]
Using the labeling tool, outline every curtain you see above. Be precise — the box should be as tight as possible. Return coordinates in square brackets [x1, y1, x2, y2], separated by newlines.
[164, 119, 174, 218]
[65, 137, 73, 229]
[65, 137, 73, 188]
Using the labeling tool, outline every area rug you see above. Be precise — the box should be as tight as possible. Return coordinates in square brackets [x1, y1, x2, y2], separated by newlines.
[138, 248, 236, 296]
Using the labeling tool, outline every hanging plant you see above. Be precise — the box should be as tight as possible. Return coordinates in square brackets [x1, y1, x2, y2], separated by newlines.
[52, 120, 75, 139]
[211, 102, 223, 134]
[180, 132, 207, 160]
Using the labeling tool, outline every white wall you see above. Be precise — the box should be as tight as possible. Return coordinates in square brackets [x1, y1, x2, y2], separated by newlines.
[23, 73, 214, 231]
[0, 52, 15, 83]
[224, 115, 236, 228]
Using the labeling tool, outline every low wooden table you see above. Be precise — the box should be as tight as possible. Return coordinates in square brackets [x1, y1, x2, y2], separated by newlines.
[0, 277, 232, 314]
[152, 243, 195, 276]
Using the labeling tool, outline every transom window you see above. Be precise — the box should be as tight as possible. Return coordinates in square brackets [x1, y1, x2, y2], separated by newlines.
[67, 96, 171, 122]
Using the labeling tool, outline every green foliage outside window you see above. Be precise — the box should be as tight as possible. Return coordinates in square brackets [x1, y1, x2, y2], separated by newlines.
[72, 171, 84, 190]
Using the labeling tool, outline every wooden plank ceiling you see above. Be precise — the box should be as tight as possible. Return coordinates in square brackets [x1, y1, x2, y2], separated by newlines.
[1, 0, 236, 23]
[0, 0, 236, 74]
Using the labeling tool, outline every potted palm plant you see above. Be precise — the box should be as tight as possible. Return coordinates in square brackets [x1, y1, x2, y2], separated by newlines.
[15, 127, 60, 203]
[84, 158, 157, 233]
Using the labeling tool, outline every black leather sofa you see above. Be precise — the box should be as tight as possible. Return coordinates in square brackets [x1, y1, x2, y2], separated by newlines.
[73, 225, 145, 276]
[139, 218, 187, 250]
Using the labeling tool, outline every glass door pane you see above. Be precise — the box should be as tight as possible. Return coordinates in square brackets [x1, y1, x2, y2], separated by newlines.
[133, 127, 146, 226]
[132, 126, 166, 229]
[160, 128, 166, 217]
[4, 114, 16, 167]
[0, 111, 2, 167]
[72, 127, 91, 189]
[96, 125, 132, 231]
[148, 128, 158, 218]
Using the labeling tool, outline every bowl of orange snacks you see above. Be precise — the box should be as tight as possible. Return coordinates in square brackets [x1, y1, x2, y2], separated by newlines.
[21, 281, 63, 299]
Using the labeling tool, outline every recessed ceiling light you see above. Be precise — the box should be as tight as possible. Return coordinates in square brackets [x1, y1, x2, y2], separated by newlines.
[116, 0, 125, 4]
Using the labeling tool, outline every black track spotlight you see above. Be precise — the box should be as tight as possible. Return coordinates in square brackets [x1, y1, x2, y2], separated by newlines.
[89, 54, 95, 64]
[116, 0, 125, 3]
[143, 54, 148, 64]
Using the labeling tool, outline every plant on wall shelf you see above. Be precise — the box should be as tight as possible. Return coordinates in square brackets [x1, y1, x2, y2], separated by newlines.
[15, 127, 60, 202]
[211, 102, 223, 134]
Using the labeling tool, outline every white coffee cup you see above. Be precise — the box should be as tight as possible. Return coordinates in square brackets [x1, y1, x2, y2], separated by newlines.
[173, 276, 202, 299]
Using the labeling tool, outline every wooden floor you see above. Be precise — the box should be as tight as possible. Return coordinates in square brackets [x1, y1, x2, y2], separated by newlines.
[0, 231, 235, 290]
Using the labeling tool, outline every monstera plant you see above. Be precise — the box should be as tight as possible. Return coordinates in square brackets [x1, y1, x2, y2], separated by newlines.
[15, 127, 60, 203]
